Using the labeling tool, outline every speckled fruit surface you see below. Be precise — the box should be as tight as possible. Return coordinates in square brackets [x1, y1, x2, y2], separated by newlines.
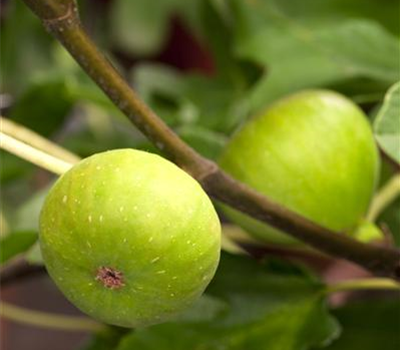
[219, 90, 379, 245]
[40, 149, 221, 328]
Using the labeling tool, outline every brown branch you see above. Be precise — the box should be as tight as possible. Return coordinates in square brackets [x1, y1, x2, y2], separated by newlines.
[21, 0, 400, 279]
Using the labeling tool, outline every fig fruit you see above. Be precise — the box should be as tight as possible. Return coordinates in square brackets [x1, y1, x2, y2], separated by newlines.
[219, 90, 379, 245]
[40, 149, 221, 327]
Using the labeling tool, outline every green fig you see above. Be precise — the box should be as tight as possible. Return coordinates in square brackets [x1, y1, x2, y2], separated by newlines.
[219, 90, 380, 245]
[40, 149, 221, 327]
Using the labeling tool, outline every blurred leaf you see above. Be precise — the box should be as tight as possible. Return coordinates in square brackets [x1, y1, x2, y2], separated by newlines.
[270, 0, 400, 36]
[178, 125, 227, 159]
[115, 253, 339, 350]
[11, 186, 50, 233]
[374, 82, 400, 164]
[9, 78, 73, 136]
[324, 299, 400, 350]
[227, 0, 400, 110]
[0, 151, 34, 184]
[132, 63, 251, 132]
[0, 1, 53, 94]
[0, 231, 37, 265]
[378, 197, 400, 247]
[173, 294, 228, 323]
[200, 0, 264, 88]
[25, 242, 43, 265]
[80, 327, 128, 350]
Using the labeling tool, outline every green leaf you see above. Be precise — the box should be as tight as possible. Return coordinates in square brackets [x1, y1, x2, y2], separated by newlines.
[374, 82, 400, 164]
[11, 186, 50, 233]
[0, 231, 37, 265]
[228, 0, 400, 110]
[177, 125, 227, 159]
[9, 78, 73, 137]
[200, 0, 264, 88]
[379, 197, 400, 246]
[0, 151, 34, 183]
[0, 0, 53, 94]
[325, 299, 400, 350]
[80, 327, 128, 350]
[131, 63, 251, 132]
[115, 253, 339, 350]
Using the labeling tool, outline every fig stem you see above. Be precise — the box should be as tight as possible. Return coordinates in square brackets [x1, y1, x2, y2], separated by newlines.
[19, 0, 400, 279]
[0, 117, 81, 164]
[0, 301, 105, 332]
[367, 174, 400, 222]
[0, 131, 73, 175]
[325, 278, 400, 295]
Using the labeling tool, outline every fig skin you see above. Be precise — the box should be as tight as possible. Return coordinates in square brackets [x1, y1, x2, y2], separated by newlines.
[219, 90, 380, 245]
[40, 149, 221, 328]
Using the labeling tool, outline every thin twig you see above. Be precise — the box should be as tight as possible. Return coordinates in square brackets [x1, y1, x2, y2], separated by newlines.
[0, 301, 104, 332]
[325, 278, 400, 295]
[20, 0, 400, 279]
[0, 131, 73, 175]
[0, 117, 81, 164]
[367, 174, 400, 222]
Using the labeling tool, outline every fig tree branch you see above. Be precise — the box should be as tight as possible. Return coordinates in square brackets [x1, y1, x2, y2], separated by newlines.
[20, 0, 400, 279]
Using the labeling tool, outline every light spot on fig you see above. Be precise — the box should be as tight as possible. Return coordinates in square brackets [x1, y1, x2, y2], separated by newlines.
[151, 257, 160, 263]
[86, 241, 92, 248]
[148, 237, 154, 243]
[88, 215, 92, 223]
[63, 195, 68, 203]
[156, 270, 166, 274]
[99, 215, 104, 222]
[96, 266, 125, 290]
[96, 166, 101, 170]
[123, 238, 127, 243]
[119, 206, 124, 212]
[172, 276, 178, 280]
[170, 293, 175, 297]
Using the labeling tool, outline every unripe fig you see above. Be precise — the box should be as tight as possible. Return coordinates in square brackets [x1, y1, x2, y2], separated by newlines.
[40, 149, 221, 327]
[219, 90, 379, 245]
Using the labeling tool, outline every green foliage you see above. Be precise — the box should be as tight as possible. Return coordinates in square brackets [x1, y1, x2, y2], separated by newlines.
[131, 63, 251, 133]
[325, 299, 400, 350]
[227, 0, 399, 110]
[1, 0, 399, 348]
[9, 78, 73, 136]
[0, 1, 53, 94]
[110, 254, 339, 350]
[0, 231, 37, 265]
[374, 82, 400, 165]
